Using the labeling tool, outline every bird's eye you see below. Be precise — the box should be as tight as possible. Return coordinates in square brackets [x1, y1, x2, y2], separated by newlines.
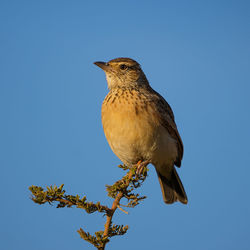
[120, 64, 128, 70]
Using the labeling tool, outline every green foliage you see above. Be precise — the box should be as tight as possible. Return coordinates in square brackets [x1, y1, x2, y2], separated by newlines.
[77, 229, 109, 249]
[108, 224, 129, 237]
[77, 225, 128, 249]
[29, 164, 148, 249]
[106, 165, 147, 207]
[29, 184, 109, 214]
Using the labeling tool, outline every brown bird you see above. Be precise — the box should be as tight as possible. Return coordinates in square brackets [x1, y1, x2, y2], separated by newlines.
[94, 58, 187, 204]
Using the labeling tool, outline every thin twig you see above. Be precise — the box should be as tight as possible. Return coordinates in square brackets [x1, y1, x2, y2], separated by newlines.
[102, 170, 134, 249]
[117, 205, 129, 214]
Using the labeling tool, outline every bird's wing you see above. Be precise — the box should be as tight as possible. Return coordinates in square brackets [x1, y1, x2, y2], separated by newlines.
[152, 90, 184, 167]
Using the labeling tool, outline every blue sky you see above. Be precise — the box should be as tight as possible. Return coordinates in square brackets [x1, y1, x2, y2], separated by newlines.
[1, 1, 250, 249]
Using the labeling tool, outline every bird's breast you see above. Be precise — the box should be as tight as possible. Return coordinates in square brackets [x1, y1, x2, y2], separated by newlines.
[101, 89, 162, 165]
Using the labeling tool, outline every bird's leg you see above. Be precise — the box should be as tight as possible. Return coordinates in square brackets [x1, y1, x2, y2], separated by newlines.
[135, 160, 150, 175]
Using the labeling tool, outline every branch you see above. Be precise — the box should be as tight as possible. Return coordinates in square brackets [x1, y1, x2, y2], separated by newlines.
[29, 184, 110, 214]
[29, 164, 148, 249]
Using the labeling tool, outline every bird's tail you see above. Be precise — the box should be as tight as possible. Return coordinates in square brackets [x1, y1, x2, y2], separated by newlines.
[156, 168, 188, 204]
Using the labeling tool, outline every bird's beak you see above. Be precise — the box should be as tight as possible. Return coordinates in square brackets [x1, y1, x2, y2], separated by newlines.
[94, 61, 110, 72]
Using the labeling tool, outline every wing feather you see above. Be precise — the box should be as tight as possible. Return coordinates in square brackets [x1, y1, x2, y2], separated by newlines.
[151, 89, 184, 167]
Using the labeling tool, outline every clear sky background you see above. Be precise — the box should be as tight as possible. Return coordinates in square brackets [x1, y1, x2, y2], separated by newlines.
[1, 1, 249, 249]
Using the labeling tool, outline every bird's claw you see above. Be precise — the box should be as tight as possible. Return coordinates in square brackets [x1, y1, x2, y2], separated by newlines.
[135, 160, 150, 176]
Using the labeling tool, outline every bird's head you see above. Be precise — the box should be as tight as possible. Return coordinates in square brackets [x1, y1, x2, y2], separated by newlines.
[94, 57, 149, 89]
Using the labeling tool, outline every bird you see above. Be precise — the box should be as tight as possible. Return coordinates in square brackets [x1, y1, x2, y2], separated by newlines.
[94, 57, 188, 204]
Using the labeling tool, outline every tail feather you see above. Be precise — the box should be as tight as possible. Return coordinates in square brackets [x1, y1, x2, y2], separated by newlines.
[157, 168, 188, 204]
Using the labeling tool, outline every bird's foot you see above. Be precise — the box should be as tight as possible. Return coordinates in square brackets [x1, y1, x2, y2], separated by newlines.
[135, 160, 150, 175]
